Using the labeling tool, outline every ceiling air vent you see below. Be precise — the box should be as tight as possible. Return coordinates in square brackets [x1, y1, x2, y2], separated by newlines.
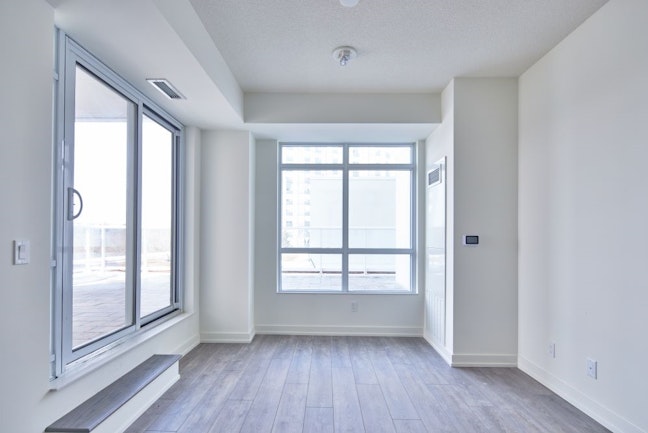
[146, 78, 185, 100]
[427, 165, 442, 187]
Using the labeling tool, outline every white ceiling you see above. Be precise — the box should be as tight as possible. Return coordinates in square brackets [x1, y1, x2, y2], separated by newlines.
[50, 0, 607, 140]
[190, 0, 607, 93]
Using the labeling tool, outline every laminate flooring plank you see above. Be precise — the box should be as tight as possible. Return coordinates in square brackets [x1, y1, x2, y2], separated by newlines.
[393, 419, 429, 433]
[332, 366, 365, 433]
[446, 373, 493, 408]
[349, 339, 378, 385]
[176, 369, 242, 433]
[306, 336, 333, 408]
[535, 394, 610, 433]
[425, 384, 482, 433]
[177, 342, 206, 368]
[303, 407, 334, 433]
[146, 369, 223, 431]
[331, 336, 352, 368]
[163, 344, 221, 401]
[357, 383, 397, 433]
[391, 362, 450, 431]
[271, 382, 308, 433]
[383, 337, 414, 366]
[272, 334, 297, 360]
[229, 337, 281, 401]
[124, 398, 173, 433]
[471, 405, 543, 433]
[225, 337, 264, 371]
[207, 399, 252, 433]
[286, 336, 313, 384]
[407, 340, 453, 385]
[464, 368, 554, 432]
[239, 356, 292, 433]
[164, 343, 236, 401]
[370, 350, 419, 420]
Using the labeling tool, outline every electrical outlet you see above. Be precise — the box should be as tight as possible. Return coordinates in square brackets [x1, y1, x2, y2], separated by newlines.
[351, 301, 358, 312]
[587, 358, 597, 379]
[548, 343, 556, 358]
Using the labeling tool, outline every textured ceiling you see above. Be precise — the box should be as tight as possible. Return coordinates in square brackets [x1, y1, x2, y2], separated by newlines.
[190, 0, 607, 93]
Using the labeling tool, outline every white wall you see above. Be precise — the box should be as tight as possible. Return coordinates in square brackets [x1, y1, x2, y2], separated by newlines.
[200, 130, 256, 342]
[453, 78, 519, 365]
[0, 2, 200, 431]
[425, 78, 518, 366]
[0, 1, 57, 430]
[254, 140, 425, 336]
[518, 0, 648, 431]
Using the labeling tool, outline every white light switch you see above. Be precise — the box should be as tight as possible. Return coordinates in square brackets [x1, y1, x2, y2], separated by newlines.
[14, 240, 30, 265]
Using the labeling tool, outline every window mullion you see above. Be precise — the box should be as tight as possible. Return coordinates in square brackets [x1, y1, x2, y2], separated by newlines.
[342, 144, 349, 292]
[172, 132, 181, 308]
[132, 102, 143, 330]
[59, 45, 78, 370]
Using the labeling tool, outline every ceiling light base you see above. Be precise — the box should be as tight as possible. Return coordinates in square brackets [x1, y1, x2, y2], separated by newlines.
[332, 46, 357, 67]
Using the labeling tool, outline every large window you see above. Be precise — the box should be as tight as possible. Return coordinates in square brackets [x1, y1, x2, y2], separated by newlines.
[279, 143, 416, 293]
[52, 33, 183, 377]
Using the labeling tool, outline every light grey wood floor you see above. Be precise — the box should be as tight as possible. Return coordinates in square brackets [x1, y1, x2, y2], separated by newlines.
[125, 335, 609, 433]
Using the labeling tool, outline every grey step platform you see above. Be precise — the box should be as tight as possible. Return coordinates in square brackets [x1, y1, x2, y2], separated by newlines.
[46, 354, 181, 433]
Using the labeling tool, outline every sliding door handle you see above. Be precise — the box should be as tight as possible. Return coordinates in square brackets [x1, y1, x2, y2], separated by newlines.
[67, 187, 84, 220]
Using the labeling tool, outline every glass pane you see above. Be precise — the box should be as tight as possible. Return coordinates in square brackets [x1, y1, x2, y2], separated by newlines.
[282, 146, 343, 164]
[72, 66, 133, 349]
[282, 170, 342, 248]
[349, 146, 412, 164]
[349, 170, 411, 248]
[349, 254, 411, 292]
[281, 254, 342, 291]
[140, 115, 173, 318]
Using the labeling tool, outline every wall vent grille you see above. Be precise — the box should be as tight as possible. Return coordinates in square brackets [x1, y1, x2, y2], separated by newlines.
[428, 166, 442, 187]
[146, 79, 185, 100]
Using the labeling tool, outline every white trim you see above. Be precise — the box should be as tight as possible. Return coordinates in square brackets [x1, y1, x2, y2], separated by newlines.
[278, 143, 417, 294]
[518, 356, 645, 433]
[424, 334, 516, 367]
[50, 313, 194, 390]
[424, 334, 453, 365]
[173, 334, 200, 357]
[450, 353, 517, 367]
[200, 331, 256, 343]
[255, 324, 422, 337]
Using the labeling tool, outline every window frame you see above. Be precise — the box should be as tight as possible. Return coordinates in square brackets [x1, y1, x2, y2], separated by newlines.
[51, 31, 184, 378]
[277, 142, 417, 294]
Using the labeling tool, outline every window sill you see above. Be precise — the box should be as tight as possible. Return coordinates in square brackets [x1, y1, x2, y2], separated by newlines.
[277, 290, 418, 295]
[49, 311, 192, 391]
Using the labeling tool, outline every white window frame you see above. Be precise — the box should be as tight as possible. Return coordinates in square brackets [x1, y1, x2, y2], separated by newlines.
[278, 142, 417, 294]
[51, 31, 184, 378]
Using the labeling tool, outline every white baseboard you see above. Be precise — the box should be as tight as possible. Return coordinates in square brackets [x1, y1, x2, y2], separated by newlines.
[174, 334, 200, 355]
[450, 353, 517, 367]
[423, 334, 453, 365]
[518, 356, 645, 433]
[98, 361, 180, 433]
[255, 324, 422, 337]
[200, 330, 256, 343]
[423, 335, 516, 367]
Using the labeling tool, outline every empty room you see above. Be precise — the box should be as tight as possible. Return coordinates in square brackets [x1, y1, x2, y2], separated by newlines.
[1, 0, 647, 432]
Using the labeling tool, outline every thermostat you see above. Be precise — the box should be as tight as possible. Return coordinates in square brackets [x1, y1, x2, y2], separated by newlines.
[463, 235, 479, 246]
